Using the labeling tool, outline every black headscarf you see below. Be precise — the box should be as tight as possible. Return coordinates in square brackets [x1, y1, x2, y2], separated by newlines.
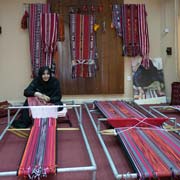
[24, 66, 62, 102]
[38, 66, 52, 83]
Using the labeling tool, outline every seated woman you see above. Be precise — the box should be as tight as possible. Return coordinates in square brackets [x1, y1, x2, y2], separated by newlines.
[12, 66, 63, 128]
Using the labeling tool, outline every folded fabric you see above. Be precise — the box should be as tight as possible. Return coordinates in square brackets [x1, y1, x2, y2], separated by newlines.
[0, 101, 17, 118]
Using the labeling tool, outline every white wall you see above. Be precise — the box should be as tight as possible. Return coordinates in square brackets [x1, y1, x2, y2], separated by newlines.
[0, 0, 178, 103]
[0, 0, 45, 102]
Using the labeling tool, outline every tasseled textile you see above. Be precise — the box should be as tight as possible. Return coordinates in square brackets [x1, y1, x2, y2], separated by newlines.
[18, 118, 56, 179]
[112, 4, 150, 68]
[21, 4, 58, 77]
[18, 97, 57, 179]
[70, 13, 97, 78]
[40, 13, 58, 68]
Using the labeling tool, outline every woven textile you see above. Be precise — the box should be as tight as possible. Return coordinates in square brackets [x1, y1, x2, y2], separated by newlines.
[18, 118, 56, 179]
[40, 13, 58, 68]
[112, 4, 149, 68]
[27, 97, 58, 118]
[112, 5, 122, 37]
[116, 128, 180, 179]
[137, 4, 150, 68]
[18, 97, 57, 178]
[112, 4, 140, 57]
[28, 4, 50, 77]
[94, 100, 167, 127]
[70, 13, 97, 78]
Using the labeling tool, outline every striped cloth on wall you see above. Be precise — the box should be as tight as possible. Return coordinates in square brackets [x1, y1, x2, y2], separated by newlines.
[40, 13, 58, 69]
[112, 4, 150, 68]
[70, 13, 97, 78]
[28, 4, 50, 77]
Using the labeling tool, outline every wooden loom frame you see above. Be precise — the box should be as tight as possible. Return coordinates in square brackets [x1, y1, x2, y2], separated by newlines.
[84, 101, 179, 180]
[0, 101, 97, 179]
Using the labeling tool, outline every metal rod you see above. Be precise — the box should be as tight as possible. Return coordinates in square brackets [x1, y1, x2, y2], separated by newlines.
[135, 103, 157, 117]
[62, 101, 97, 179]
[0, 171, 17, 177]
[0, 109, 21, 141]
[7, 128, 80, 131]
[74, 104, 97, 172]
[85, 103, 138, 179]
[116, 173, 138, 179]
[92, 170, 96, 180]
[85, 104, 119, 178]
[97, 119, 101, 132]
[98, 118, 107, 121]
[0, 102, 96, 179]
[149, 106, 168, 118]
[79, 123, 97, 167]
[8, 104, 80, 109]
[79, 106, 82, 124]
[57, 166, 96, 173]
[170, 118, 180, 128]
[8, 108, 10, 123]
[150, 106, 180, 135]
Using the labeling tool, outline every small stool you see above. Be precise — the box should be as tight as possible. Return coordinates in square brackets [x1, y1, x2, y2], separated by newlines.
[57, 104, 72, 127]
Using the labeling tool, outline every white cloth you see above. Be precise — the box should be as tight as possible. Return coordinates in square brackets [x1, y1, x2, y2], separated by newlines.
[57, 104, 67, 117]
[30, 106, 58, 118]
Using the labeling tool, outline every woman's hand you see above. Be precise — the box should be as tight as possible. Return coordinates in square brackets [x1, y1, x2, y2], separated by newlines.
[34, 92, 50, 103]
[34, 92, 43, 99]
[42, 95, 50, 102]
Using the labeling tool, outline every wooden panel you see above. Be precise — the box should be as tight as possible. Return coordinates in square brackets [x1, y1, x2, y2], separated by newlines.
[48, 0, 124, 95]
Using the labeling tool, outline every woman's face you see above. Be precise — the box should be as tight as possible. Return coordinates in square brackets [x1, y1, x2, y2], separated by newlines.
[42, 69, 50, 82]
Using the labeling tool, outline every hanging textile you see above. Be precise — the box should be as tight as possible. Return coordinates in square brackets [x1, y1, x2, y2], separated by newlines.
[138, 4, 150, 68]
[112, 5, 122, 36]
[112, 4, 140, 56]
[112, 4, 150, 68]
[40, 13, 58, 68]
[70, 13, 97, 78]
[23, 4, 50, 77]
[21, 10, 29, 29]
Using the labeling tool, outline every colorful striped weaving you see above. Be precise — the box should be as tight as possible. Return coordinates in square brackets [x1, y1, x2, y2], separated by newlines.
[137, 4, 150, 68]
[70, 13, 97, 78]
[28, 4, 50, 77]
[18, 118, 56, 178]
[116, 128, 180, 179]
[112, 4, 150, 68]
[40, 13, 58, 68]
[18, 97, 57, 178]
[94, 101, 168, 127]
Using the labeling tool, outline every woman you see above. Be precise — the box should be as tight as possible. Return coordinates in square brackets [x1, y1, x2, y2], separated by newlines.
[12, 66, 63, 128]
